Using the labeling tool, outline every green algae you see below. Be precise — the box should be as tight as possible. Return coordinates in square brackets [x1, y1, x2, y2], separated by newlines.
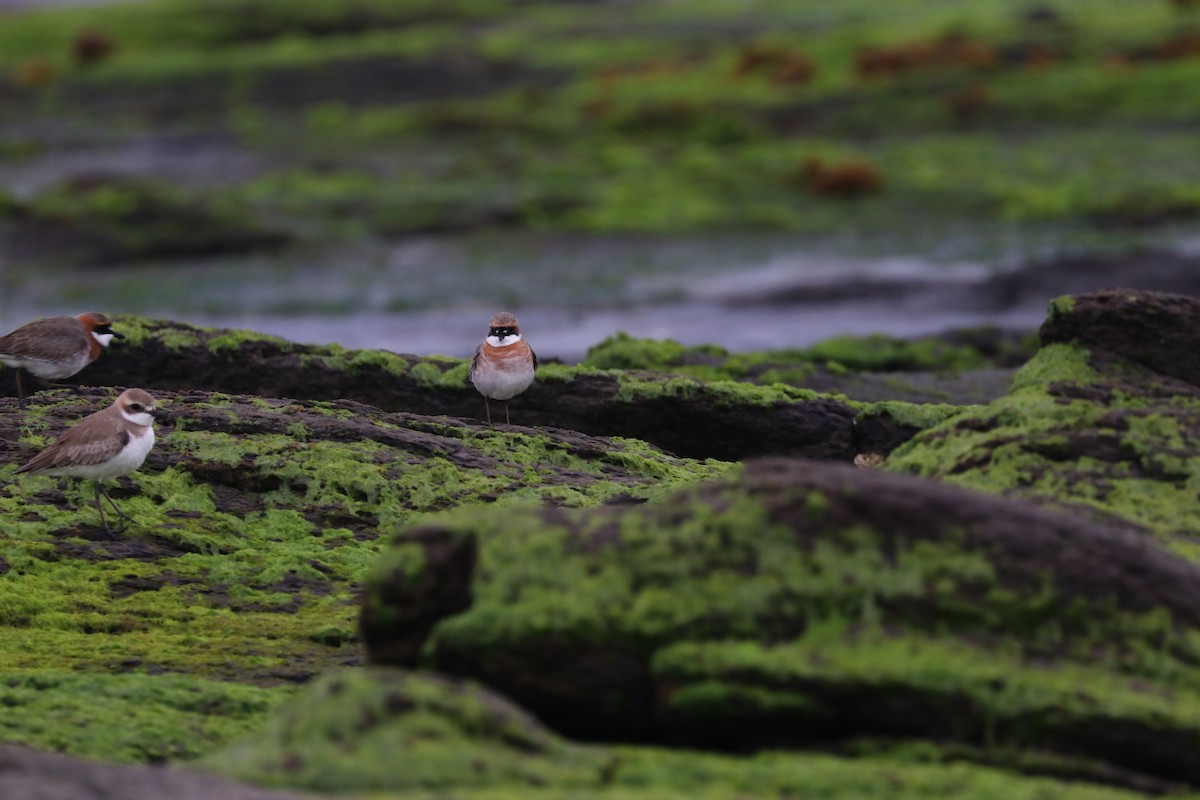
[380, 478, 1200, 688]
[203, 665, 1172, 800]
[0, 388, 730, 762]
[0, 671, 295, 763]
[584, 331, 1026, 383]
[888, 341, 1200, 540]
[614, 373, 822, 407]
[409, 359, 472, 390]
[652, 627, 1200, 730]
[206, 667, 607, 792]
[207, 329, 294, 354]
[855, 399, 971, 431]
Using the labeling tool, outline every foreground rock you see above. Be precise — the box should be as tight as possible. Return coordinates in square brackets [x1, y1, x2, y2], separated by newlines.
[0, 745, 307, 800]
[890, 288, 1200, 537]
[205, 666, 1178, 799]
[360, 457, 1200, 790]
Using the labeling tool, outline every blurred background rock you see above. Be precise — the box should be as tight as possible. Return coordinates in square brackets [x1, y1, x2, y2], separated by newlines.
[2, 0, 1199, 359]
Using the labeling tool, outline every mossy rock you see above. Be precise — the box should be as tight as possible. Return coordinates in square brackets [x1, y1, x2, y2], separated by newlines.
[888, 288, 1200, 546]
[582, 331, 1030, 405]
[0, 386, 726, 689]
[63, 315, 944, 462]
[205, 667, 608, 792]
[361, 457, 1200, 787]
[203, 665, 1193, 799]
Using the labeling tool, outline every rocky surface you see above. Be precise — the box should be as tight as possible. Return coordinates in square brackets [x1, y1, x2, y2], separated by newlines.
[0, 385, 727, 759]
[358, 457, 1200, 790]
[53, 316, 954, 462]
[890, 288, 1200, 539]
[8, 290, 1200, 799]
[0, 745, 309, 800]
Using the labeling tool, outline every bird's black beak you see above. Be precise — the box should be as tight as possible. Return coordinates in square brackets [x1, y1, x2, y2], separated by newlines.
[112, 332, 126, 339]
[150, 408, 171, 422]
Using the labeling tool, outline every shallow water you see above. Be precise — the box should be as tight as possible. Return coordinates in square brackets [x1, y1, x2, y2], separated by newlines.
[0, 230, 1118, 362]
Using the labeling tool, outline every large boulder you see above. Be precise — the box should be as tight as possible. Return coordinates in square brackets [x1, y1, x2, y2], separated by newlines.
[361, 457, 1200, 787]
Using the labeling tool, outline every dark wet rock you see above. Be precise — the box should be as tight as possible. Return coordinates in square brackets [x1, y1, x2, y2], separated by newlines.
[361, 456, 1200, 785]
[890, 287, 1200, 536]
[1039, 288, 1200, 386]
[0, 745, 308, 800]
[71, 317, 871, 462]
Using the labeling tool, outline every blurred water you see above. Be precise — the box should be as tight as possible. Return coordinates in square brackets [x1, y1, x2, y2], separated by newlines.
[0, 239, 1049, 361]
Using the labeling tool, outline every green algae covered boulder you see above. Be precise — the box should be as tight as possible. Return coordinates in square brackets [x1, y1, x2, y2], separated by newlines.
[205, 667, 607, 792]
[203, 665, 1189, 799]
[360, 457, 1200, 788]
[888, 289, 1200, 543]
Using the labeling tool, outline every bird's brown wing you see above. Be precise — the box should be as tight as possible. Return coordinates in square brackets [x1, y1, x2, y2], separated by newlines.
[15, 412, 129, 474]
[531, 346, 538, 371]
[469, 343, 485, 380]
[0, 317, 86, 360]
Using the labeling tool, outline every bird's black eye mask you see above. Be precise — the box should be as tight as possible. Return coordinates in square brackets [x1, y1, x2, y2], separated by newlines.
[95, 323, 125, 339]
[491, 326, 517, 339]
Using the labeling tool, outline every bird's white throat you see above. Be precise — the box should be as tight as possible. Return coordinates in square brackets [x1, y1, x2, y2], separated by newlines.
[486, 333, 522, 347]
[92, 332, 115, 347]
[121, 409, 156, 427]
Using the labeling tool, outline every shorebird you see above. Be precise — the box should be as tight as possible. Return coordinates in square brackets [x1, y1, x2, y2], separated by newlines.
[0, 312, 124, 406]
[469, 311, 537, 425]
[14, 388, 165, 533]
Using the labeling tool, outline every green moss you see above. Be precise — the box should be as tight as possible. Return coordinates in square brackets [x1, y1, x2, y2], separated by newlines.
[0, 390, 729, 750]
[583, 332, 691, 370]
[1047, 295, 1077, 323]
[652, 630, 1200, 729]
[207, 329, 293, 354]
[206, 667, 605, 792]
[614, 373, 821, 407]
[856, 400, 971, 431]
[0, 671, 294, 763]
[205, 665, 1163, 799]
[389, 480, 1199, 682]
[803, 333, 990, 373]
[410, 359, 471, 389]
[888, 342, 1200, 540]
[348, 347, 410, 378]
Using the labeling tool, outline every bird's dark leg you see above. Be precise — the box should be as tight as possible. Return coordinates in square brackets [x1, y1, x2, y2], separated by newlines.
[14, 370, 25, 408]
[92, 482, 110, 533]
[484, 398, 492, 425]
[96, 481, 132, 531]
[504, 402, 511, 425]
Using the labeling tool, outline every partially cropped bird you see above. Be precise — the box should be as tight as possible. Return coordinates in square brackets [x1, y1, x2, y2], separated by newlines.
[469, 311, 537, 425]
[0, 312, 124, 406]
[14, 388, 166, 533]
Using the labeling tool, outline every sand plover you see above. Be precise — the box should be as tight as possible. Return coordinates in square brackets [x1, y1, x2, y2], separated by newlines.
[469, 311, 537, 425]
[0, 312, 124, 406]
[14, 388, 165, 533]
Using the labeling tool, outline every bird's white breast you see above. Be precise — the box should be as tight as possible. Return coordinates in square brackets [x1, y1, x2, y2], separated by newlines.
[48, 427, 155, 480]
